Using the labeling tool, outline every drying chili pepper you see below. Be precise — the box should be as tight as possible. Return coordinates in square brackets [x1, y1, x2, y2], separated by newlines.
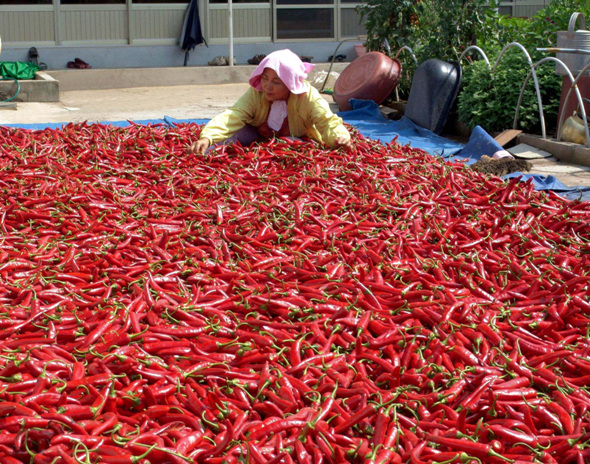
[0, 122, 589, 464]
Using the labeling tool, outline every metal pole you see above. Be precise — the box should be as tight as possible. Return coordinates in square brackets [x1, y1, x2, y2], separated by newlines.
[393, 45, 419, 102]
[127, 0, 133, 45]
[228, 0, 234, 66]
[55, 0, 62, 46]
[494, 42, 547, 140]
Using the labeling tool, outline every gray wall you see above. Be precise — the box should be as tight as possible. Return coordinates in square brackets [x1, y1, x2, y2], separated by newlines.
[0, 42, 362, 69]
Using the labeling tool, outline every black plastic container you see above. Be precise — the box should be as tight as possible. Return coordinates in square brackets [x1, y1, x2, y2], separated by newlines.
[404, 59, 462, 134]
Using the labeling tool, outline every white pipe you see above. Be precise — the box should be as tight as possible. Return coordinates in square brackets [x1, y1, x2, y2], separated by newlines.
[393, 46, 418, 102]
[494, 42, 546, 139]
[228, 0, 234, 66]
[459, 45, 491, 72]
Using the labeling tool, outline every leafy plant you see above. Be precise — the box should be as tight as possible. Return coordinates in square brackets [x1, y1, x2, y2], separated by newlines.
[414, 0, 497, 62]
[355, 0, 419, 55]
[357, 0, 497, 100]
[458, 53, 562, 133]
[458, 0, 589, 134]
[357, 0, 586, 134]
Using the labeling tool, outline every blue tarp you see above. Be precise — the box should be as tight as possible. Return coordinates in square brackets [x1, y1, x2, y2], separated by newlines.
[339, 98, 466, 158]
[2, 101, 589, 202]
[339, 99, 590, 202]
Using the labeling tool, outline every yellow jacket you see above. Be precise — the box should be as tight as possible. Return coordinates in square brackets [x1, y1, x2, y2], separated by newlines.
[200, 84, 350, 147]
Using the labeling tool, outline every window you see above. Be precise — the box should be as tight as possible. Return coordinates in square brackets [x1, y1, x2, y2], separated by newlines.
[275, 0, 335, 40]
[0, 0, 52, 4]
[60, 0, 125, 4]
[341, 7, 365, 37]
[276, 0, 332, 4]
[133, 0, 189, 3]
[210, 0, 269, 3]
[277, 8, 333, 39]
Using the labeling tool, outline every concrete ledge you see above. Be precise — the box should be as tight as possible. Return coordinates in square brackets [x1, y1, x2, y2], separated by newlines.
[0, 72, 60, 103]
[517, 133, 590, 168]
[47, 63, 348, 92]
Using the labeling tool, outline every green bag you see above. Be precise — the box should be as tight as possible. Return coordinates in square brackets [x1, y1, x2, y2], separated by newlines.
[0, 61, 41, 80]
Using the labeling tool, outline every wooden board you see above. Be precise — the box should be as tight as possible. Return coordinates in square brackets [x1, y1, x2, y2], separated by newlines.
[494, 129, 522, 147]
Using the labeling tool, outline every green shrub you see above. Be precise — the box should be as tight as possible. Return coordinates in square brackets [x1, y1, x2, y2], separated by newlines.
[414, 0, 495, 62]
[458, 53, 562, 133]
[357, 0, 588, 134]
[457, 0, 589, 134]
[355, 0, 419, 55]
[357, 0, 497, 100]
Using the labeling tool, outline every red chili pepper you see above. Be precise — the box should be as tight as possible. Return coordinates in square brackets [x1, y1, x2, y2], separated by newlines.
[2, 121, 590, 464]
[175, 430, 204, 456]
[249, 418, 306, 441]
[426, 434, 509, 461]
[487, 423, 538, 448]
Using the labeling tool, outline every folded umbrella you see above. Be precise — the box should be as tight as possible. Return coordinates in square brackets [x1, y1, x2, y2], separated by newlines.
[179, 0, 207, 66]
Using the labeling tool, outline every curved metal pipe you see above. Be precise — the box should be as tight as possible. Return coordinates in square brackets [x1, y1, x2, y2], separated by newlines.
[459, 45, 491, 72]
[494, 42, 546, 139]
[381, 38, 391, 57]
[320, 37, 365, 93]
[393, 46, 418, 102]
[394, 45, 418, 65]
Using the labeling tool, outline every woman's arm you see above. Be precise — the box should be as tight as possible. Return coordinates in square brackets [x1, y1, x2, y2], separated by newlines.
[198, 88, 260, 145]
[307, 86, 352, 149]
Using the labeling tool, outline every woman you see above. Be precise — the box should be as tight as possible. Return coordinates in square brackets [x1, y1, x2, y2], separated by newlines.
[189, 49, 352, 155]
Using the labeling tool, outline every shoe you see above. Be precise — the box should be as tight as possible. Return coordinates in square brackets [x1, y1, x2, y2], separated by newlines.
[300, 56, 313, 63]
[74, 58, 91, 69]
[29, 47, 39, 66]
[208, 56, 237, 66]
[328, 54, 346, 62]
[248, 54, 266, 65]
[208, 56, 227, 66]
[67, 61, 77, 69]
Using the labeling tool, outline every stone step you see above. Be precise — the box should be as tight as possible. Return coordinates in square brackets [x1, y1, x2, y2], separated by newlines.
[46, 63, 348, 92]
[0, 72, 59, 103]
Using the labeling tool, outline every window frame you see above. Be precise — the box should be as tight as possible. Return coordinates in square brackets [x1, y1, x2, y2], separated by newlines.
[272, 0, 365, 42]
[274, 5, 335, 41]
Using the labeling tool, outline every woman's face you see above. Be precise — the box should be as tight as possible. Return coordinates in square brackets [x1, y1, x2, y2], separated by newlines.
[260, 68, 290, 101]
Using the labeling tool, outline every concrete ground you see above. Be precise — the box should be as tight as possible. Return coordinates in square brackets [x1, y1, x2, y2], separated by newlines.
[0, 83, 251, 124]
[1, 81, 590, 190]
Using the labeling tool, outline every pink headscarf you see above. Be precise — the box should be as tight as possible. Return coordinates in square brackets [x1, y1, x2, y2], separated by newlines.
[249, 49, 315, 95]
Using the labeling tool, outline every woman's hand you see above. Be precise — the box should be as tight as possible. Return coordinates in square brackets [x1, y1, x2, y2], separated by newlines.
[188, 138, 211, 155]
[334, 137, 353, 151]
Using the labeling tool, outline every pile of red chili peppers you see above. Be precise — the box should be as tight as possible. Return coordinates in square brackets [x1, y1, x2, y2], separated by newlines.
[0, 122, 589, 464]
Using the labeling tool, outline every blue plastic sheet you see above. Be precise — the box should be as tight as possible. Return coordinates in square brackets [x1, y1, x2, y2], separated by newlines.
[2, 103, 589, 202]
[450, 125, 503, 163]
[339, 99, 590, 202]
[339, 99, 465, 158]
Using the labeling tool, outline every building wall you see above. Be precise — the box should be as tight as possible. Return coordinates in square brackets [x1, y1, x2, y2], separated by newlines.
[0, 0, 558, 69]
[0, 42, 363, 70]
[1, 7, 56, 45]
[0, 1, 366, 67]
[500, 0, 553, 17]
[0, 3, 192, 47]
